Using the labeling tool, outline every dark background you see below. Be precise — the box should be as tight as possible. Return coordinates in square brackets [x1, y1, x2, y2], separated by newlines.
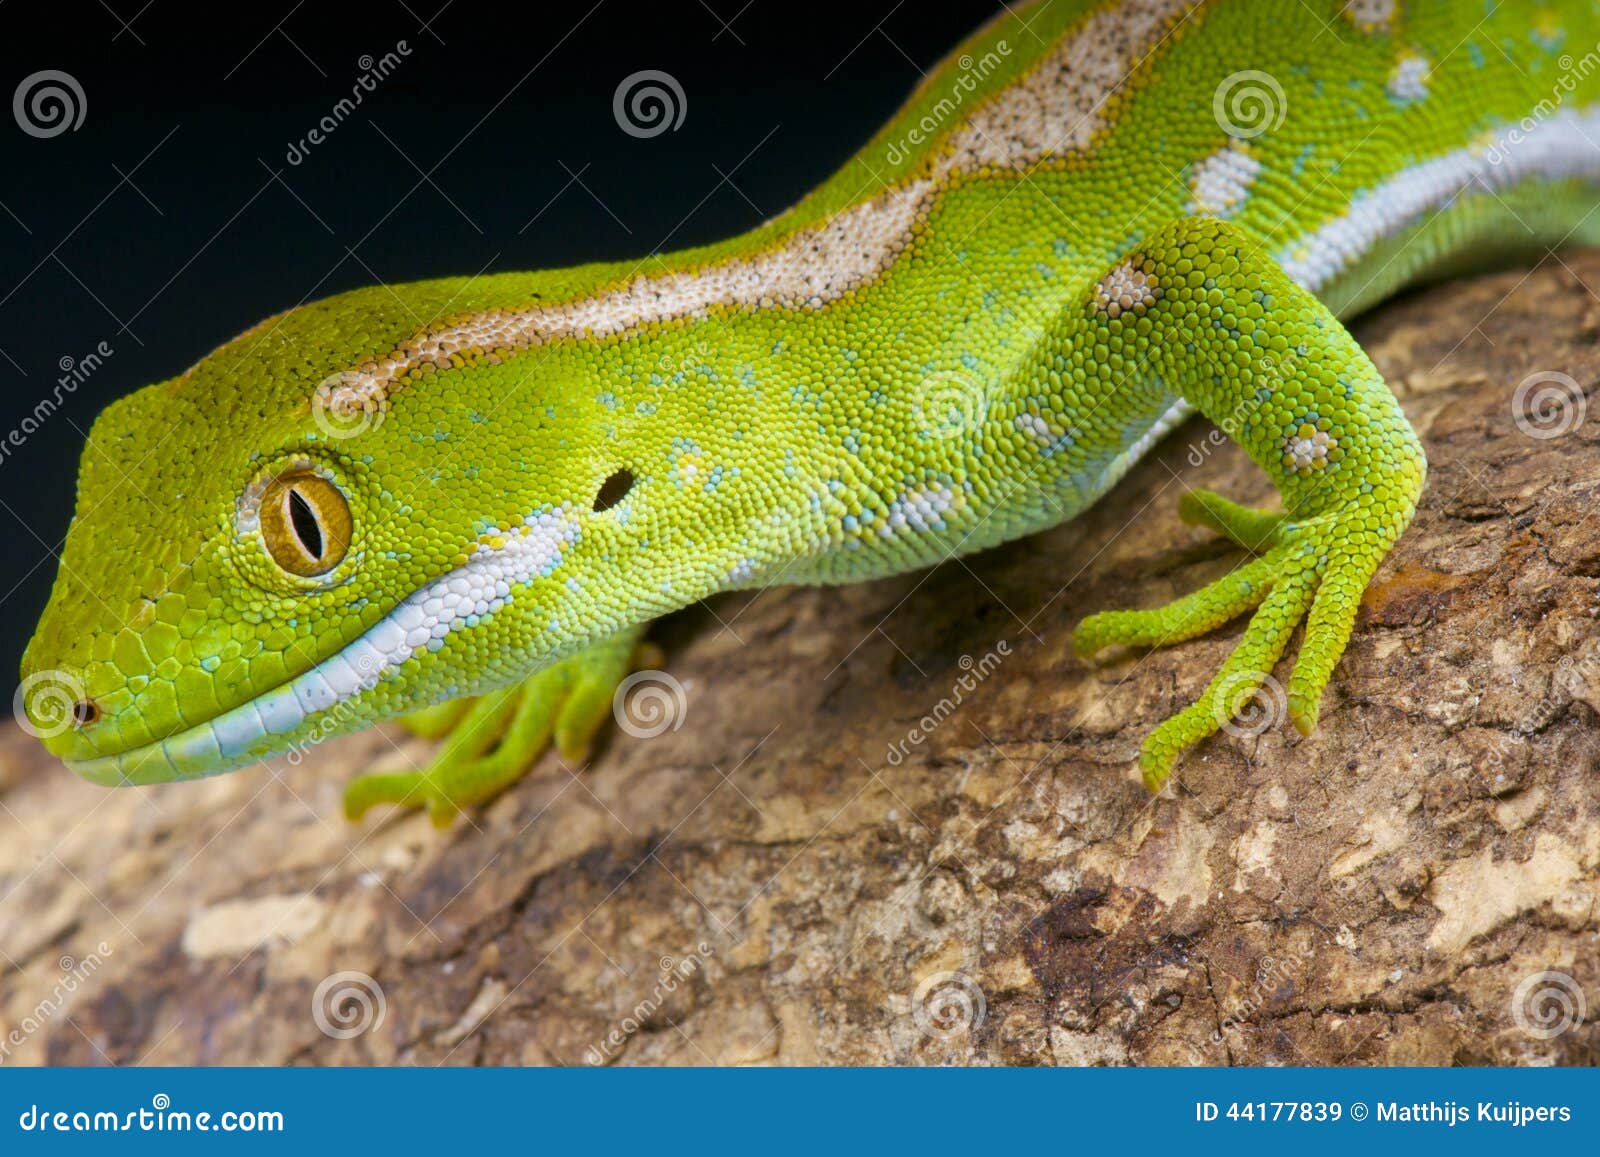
[0, 0, 1003, 695]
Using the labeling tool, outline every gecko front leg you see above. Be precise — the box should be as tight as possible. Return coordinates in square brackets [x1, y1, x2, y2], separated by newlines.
[1068, 217, 1426, 789]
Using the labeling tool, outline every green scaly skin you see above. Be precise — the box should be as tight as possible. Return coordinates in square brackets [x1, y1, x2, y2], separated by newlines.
[20, 0, 1600, 818]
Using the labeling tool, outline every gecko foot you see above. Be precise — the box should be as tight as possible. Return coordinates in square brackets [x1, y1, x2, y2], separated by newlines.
[1074, 493, 1405, 792]
[343, 629, 652, 827]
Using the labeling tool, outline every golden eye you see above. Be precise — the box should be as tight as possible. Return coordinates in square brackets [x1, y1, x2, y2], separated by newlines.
[259, 472, 351, 577]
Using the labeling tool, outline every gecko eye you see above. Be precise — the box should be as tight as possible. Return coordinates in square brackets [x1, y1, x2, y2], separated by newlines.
[259, 471, 352, 577]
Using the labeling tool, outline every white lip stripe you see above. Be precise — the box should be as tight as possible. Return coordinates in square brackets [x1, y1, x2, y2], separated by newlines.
[292, 670, 339, 717]
[256, 688, 302, 736]
[74, 507, 582, 782]
[341, 636, 390, 677]
[212, 700, 267, 759]
[320, 653, 371, 699]
[170, 724, 221, 767]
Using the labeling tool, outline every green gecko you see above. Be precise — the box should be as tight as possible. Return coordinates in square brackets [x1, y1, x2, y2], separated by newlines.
[20, 0, 1600, 825]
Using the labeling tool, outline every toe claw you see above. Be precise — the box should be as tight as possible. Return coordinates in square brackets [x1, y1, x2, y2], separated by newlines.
[1138, 745, 1177, 793]
[1289, 696, 1319, 736]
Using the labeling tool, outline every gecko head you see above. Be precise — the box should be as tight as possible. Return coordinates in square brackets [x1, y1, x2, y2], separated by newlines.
[19, 281, 682, 787]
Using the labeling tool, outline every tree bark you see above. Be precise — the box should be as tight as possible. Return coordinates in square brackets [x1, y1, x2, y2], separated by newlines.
[3, 255, 1599, 1067]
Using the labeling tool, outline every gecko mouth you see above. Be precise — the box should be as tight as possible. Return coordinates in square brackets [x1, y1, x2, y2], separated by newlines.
[65, 506, 582, 787]
[64, 621, 399, 787]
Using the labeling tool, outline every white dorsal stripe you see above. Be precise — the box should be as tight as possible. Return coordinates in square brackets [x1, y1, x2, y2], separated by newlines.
[323, 0, 1201, 413]
[953, 0, 1198, 166]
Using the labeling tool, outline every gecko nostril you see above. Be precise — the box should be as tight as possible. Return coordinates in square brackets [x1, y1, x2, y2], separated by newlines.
[70, 699, 101, 728]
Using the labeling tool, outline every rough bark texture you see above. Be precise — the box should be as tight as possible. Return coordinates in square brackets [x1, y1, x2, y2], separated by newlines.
[4, 256, 1600, 1068]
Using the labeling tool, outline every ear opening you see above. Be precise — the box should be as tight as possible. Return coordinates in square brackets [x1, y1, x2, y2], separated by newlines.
[593, 469, 635, 512]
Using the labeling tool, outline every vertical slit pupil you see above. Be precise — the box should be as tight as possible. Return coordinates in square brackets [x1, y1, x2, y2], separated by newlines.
[287, 487, 324, 560]
[594, 469, 635, 512]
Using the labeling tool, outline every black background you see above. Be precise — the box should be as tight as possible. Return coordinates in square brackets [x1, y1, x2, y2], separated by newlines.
[0, 0, 1004, 694]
